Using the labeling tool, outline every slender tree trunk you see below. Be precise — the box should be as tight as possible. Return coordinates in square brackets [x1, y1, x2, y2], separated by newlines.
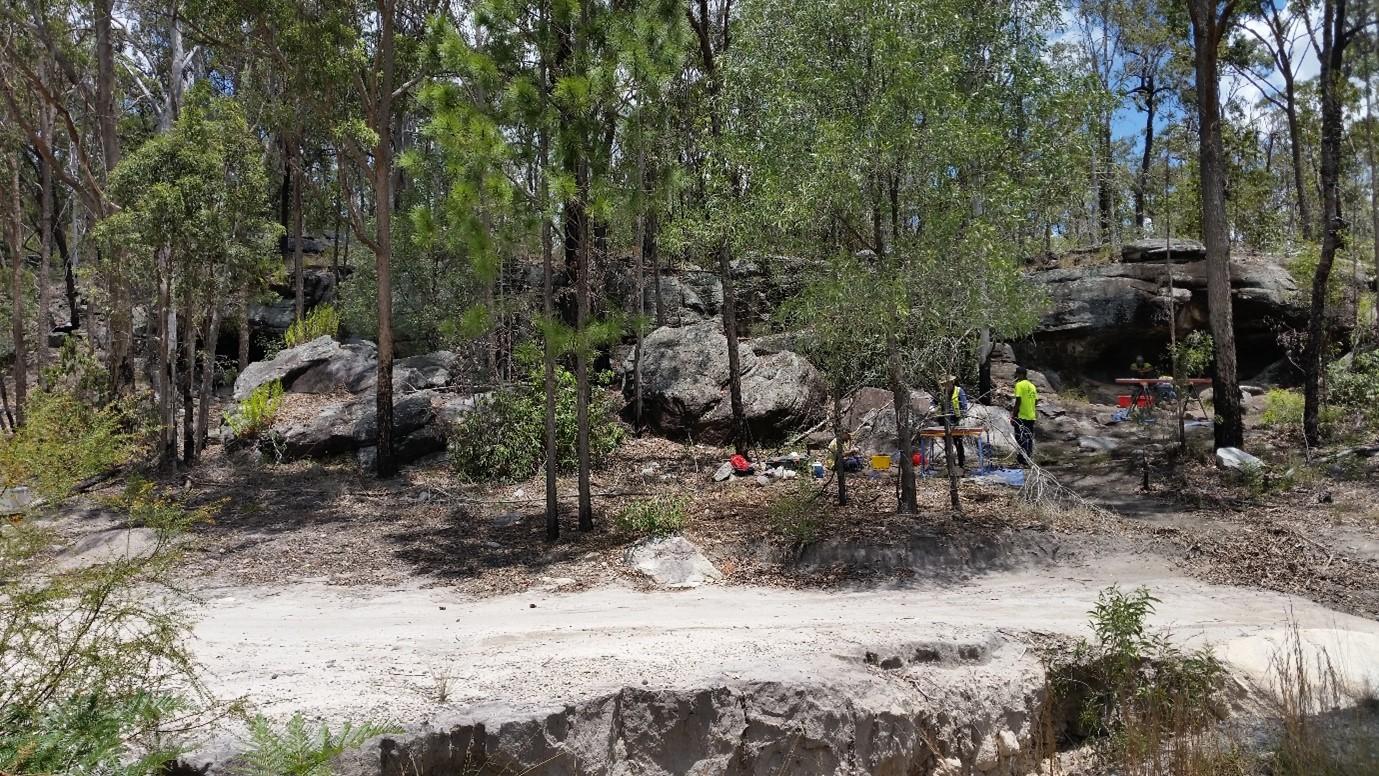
[575, 168, 594, 531]
[1189, 2, 1245, 449]
[1098, 121, 1114, 243]
[7, 156, 26, 425]
[332, 170, 344, 283]
[942, 415, 960, 513]
[291, 138, 306, 322]
[37, 99, 54, 387]
[1284, 84, 1314, 242]
[155, 258, 173, 464]
[96, 0, 132, 396]
[1367, 44, 1379, 341]
[54, 203, 79, 330]
[888, 334, 916, 513]
[238, 283, 251, 372]
[539, 125, 559, 541]
[833, 391, 848, 507]
[1134, 85, 1156, 232]
[197, 302, 220, 453]
[648, 209, 663, 327]
[720, 243, 748, 456]
[1303, 0, 1348, 447]
[372, 0, 398, 478]
[0, 376, 12, 432]
[633, 155, 646, 429]
[181, 301, 196, 466]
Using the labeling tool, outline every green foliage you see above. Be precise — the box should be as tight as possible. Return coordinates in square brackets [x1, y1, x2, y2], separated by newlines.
[234, 713, 401, 776]
[1326, 350, 1379, 431]
[1, 484, 211, 776]
[767, 479, 825, 545]
[285, 304, 341, 348]
[1167, 331, 1214, 378]
[448, 365, 624, 481]
[224, 380, 286, 439]
[615, 495, 687, 537]
[0, 389, 146, 503]
[1261, 388, 1305, 431]
[1054, 586, 1225, 761]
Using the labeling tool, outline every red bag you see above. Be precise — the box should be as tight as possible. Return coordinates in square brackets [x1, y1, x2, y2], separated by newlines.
[729, 454, 752, 473]
[912, 452, 924, 467]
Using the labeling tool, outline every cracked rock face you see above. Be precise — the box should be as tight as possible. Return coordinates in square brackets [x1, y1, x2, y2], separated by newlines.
[371, 635, 1047, 776]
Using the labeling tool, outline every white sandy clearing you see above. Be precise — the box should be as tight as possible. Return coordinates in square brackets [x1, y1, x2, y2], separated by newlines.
[188, 551, 1379, 741]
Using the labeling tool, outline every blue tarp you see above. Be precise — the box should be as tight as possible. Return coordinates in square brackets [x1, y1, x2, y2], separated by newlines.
[973, 468, 1026, 487]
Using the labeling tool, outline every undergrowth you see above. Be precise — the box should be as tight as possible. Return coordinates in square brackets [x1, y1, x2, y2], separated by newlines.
[768, 479, 825, 545]
[284, 304, 341, 349]
[448, 364, 623, 482]
[234, 713, 400, 776]
[1044, 586, 1228, 774]
[615, 495, 687, 537]
[224, 380, 285, 439]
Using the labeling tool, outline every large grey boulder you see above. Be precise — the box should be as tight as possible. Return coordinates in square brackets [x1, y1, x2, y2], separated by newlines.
[625, 536, 723, 588]
[1121, 237, 1206, 263]
[394, 351, 459, 392]
[1023, 254, 1309, 370]
[236, 339, 459, 400]
[290, 340, 379, 395]
[233, 336, 342, 400]
[631, 320, 827, 444]
[260, 390, 443, 464]
[845, 387, 934, 455]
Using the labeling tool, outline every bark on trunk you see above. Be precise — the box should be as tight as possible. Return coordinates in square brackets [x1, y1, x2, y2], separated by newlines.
[238, 283, 251, 372]
[155, 259, 173, 465]
[539, 123, 559, 541]
[196, 302, 219, 453]
[942, 416, 960, 513]
[181, 302, 196, 467]
[833, 391, 848, 507]
[888, 335, 917, 513]
[1134, 83, 1156, 232]
[720, 243, 749, 456]
[54, 202, 79, 329]
[0, 377, 12, 432]
[291, 139, 306, 322]
[1303, 0, 1348, 447]
[648, 210, 663, 328]
[372, 0, 398, 479]
[575, 168, 594, 532]
[1189, 1, 1245, 449]
[37, 99, 54, 386]
[7, 157, 27, 425]
[633, 159, 646, 429]
[96, 0, 132, 396]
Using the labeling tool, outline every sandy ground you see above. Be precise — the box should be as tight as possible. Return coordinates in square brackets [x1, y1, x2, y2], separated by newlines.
[186, 549, 1379, 761]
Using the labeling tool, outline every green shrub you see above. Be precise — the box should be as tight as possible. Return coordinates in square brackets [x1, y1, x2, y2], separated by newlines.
[284, 304, 341, 348]
[224, 380, 285, 439]
[448, 365, 624, 481]
[234, 713, 401, 776]
[1327, 350, 1379, 431]
[1167, 330, 1213, 378]
[1260, 388, 1305, 431]
[0, 389, 146, 502]
[1050, 586, 1225, 767]
[615, 496, 687, 537]
[768, 479, 825, 544]
[1, 484, 210, 776]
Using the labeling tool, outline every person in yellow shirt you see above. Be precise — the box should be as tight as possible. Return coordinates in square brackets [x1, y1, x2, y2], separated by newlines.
[1010, 367, 1038, 465]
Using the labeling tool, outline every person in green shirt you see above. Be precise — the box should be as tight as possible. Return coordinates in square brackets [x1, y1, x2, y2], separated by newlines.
[1010, 367, 1038, 465]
